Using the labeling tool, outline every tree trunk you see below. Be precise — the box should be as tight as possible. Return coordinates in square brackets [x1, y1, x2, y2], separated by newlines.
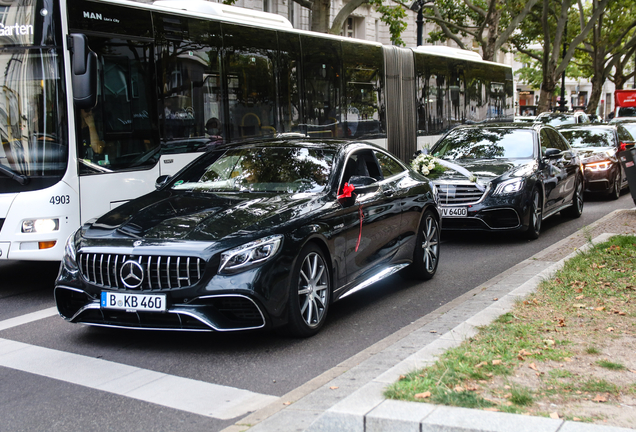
[538, 74, 557, 113]
[586, 73, 604, 115]
[311, 0, 331, 33]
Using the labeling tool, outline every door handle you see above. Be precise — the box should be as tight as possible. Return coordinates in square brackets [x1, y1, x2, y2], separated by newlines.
[383, 189, 394, 197]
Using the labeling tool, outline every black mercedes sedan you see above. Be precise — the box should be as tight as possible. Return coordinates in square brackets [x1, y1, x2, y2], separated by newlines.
[426, 124, 584, 239]
[55, 140, 440, 337]
[557, 124, 633, 199]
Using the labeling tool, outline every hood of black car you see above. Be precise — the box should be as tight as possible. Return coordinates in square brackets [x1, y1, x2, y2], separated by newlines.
[429, 159, 531, 182]
[88, 191, 320, 241]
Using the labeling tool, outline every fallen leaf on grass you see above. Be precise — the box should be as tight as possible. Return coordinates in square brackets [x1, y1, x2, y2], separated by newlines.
[549, 412, 560, 419]
[575, 295, 585, 299]
[594, 306, 606, 311]
[475, 361, 488, 368]
[414, 391, 431, 399]
[593, 394, 607, 403]
[572, 303, 587, 309]
[529, 363, 539, 371]
[454, 386, 465, 392]
[465, 384, 480, 391]
[607, 327, 615, 332]
[492, 359, 502, 365]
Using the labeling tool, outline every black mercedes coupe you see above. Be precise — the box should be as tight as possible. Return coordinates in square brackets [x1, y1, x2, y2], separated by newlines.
[55, 139, 440, 337]
[427, 123, 584, 239]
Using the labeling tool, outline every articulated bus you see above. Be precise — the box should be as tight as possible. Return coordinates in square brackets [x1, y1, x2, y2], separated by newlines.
[0, 0, 513, 262]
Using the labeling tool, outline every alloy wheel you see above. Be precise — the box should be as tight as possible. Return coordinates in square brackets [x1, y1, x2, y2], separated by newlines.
[297, 252, 329, 328]
[422, 214, 439, 273]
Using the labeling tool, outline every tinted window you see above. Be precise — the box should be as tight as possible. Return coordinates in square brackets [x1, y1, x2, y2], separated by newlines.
[619, 123, 636, 138]
[277, 33, 302, 135]
[172, 147, 335, 193]
[77, 36, 159, 174]
[546, 129, 569, 151]
[616, 125, 634, 142]
[156, 17, 224, 153]
[433, 128, 534, 160]
[342, 41, 384, 139]
[559, 128, 616, 148]
[375, 151, 405, 178]
[416, 53, 448, 135]
[341, 150, 383, 187]
[222, 24, 278, 141]
[301, 36, 343, 138]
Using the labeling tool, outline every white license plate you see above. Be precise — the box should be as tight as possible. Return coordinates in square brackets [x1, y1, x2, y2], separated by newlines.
[442, 207, 467, 217]
[101, 292, 166, 312]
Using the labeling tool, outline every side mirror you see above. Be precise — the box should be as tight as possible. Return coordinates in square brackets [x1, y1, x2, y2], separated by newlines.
[70, 34, 98, 110]
[155, 175, 170, 190]
[544, 148, 561, 158]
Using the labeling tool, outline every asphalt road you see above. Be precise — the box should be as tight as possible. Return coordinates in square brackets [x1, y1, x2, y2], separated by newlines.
[0, 192, 633, 431]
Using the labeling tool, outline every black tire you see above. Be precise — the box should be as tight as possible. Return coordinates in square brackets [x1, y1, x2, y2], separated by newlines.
[562, 174, 584, 218]
[406, 210, 440, 280]
[286, 243, 331, 337]
[608, 171, 621, 200]
[525, 188, 542, 240]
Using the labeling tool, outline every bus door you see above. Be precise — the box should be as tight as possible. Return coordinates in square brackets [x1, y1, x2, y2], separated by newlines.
[76, 36, 161, 223]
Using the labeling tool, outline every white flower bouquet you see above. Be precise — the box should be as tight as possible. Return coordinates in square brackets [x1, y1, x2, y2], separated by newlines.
[410, 153, 446, 177]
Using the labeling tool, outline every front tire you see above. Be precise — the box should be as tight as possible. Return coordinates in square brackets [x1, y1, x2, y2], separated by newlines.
[525, 188, 542, 240]
[406, 210, 440, 280]
[562, 174, 584, 218]
[608, 171, 621, 200]
[286, 243, 330, 337]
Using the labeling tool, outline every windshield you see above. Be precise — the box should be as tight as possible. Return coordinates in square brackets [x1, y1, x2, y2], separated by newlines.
[559, 128, 615, 148]
[172, 147, 335, 193]
[618, 107, 636, 117]
[433, 128, 535, 160]
[0, 0, 67, 193]
[535, 115, 576, 127]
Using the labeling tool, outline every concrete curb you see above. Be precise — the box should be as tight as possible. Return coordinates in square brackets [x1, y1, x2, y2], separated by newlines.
[231, 209, 636, 432]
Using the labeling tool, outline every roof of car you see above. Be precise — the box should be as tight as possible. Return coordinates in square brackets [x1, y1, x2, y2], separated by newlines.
[209, 138, 381, 152]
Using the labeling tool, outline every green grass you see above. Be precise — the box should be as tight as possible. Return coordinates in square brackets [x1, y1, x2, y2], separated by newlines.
[385, 235, 636, 413]
[596, 360, 626, 371]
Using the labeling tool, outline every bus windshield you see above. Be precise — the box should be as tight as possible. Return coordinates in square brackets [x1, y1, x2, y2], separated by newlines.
[0, 0, 67, 193]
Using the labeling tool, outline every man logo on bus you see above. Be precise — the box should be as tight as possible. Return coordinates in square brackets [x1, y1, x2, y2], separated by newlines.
[120, 260, 144, 289]
[83, 11, 103, 20]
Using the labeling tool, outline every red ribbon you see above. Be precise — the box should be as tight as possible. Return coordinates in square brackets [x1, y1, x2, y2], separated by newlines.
[338, 183, 355, 199]
[355, 205, 364, 252]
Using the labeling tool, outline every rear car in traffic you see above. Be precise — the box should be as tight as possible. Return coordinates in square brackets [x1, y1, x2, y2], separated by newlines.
[557, 124, 633, 199]
[424, 124, 584, 239]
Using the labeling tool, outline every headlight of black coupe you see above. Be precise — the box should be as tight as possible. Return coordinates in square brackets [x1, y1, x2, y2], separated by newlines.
[62, 229, 79, 270]
[218, 235, 283, 275]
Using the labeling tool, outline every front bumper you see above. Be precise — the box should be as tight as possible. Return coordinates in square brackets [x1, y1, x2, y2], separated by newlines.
[54, 247, 293, 332]
[583, 164, 617, 193]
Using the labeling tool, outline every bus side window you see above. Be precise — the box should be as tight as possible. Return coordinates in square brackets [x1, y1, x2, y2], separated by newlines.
[222, 23, 278, 141]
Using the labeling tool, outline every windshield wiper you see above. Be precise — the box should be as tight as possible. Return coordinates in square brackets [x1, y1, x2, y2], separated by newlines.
[0, 164, 29, 185]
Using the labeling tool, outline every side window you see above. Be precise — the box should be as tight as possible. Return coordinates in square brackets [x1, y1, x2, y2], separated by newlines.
[156, 16, 224, 153]
[341, 150, 383, 188]
[547, 129, 568, 151]
[342, 41, 384, 139]
[77, 37, 159, 173]
[539, 129, 550, 156]
[617, 126, 633, 142]
[301, 36, 343, 138]
[223, 23, 278, 141]
[375, 151, 405, 178]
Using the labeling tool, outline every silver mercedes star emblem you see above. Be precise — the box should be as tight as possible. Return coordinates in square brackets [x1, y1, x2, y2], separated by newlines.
[120, 260, 144, 289]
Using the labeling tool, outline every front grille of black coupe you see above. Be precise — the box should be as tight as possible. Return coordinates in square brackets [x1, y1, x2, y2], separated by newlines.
[79, 253, 206, 290]
[436, 183, 485, 205]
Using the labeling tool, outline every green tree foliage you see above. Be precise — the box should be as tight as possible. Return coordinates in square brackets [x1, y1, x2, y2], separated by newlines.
[511, 0, 610, 113]
[420, 0, 540, 62]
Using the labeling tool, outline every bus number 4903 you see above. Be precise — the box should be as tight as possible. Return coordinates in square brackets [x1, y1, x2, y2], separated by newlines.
[50, 195, 70, 205]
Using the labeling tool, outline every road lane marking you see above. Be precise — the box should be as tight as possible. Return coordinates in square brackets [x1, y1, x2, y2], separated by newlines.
[0, 338, 278, 419]
[0, 307, 58, 331]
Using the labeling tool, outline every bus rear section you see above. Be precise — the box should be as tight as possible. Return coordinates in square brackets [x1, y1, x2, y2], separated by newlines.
[0, 0, 79, 261]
